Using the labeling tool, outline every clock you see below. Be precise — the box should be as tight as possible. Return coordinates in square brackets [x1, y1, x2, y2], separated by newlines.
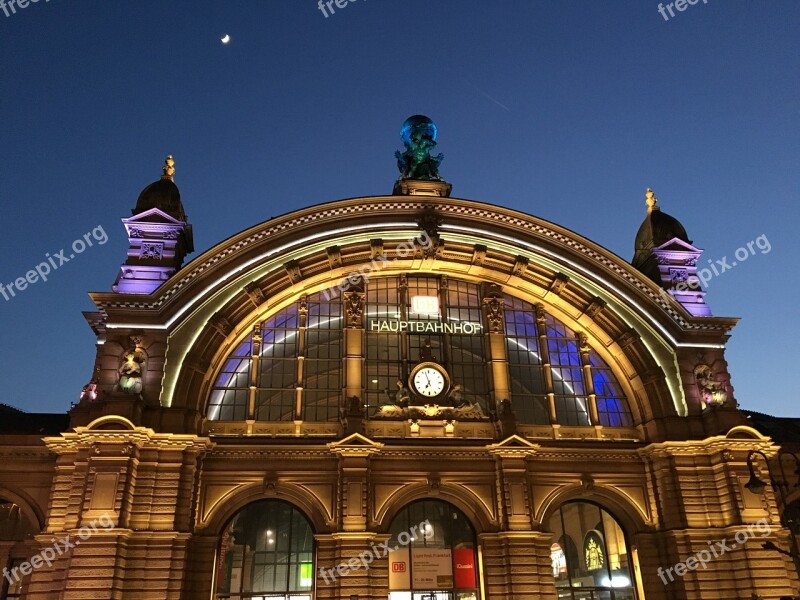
[409, 362, 450, 400]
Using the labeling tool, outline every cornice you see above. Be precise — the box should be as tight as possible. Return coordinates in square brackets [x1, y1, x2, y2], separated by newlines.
[89, 197, 733, 335]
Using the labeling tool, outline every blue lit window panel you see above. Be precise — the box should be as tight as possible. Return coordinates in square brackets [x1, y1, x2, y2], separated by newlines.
[303, 294, 343, 421]
[256, 303, 301, 421]
[545, 314, 589, 425]
[504, 295, 550, 425]
[590, 350, 634, 427]
[208, 337, 252, 421]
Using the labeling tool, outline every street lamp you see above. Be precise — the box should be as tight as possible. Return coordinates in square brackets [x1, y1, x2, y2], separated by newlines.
[745, 449, 800, 576]
[744, 450, 771, 495]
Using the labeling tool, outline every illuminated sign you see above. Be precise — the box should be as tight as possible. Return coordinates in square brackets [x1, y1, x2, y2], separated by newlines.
[584, 531, 605, 571]
[412, 548, 453, 590]
[411, 295, 440, 315]
[388, 548, 410, 590]
[369, 320, 482, 335]
[453, 548, 477, 588]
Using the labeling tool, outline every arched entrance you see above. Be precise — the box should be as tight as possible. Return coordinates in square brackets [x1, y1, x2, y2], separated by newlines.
[545, 501, 636, 600]
[214, 500, 315, 600]
[387, 499, 480, 600]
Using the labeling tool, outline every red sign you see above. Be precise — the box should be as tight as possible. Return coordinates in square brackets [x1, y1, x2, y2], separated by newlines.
[392, 562, 407, 573]
[452, 549, 477, 588]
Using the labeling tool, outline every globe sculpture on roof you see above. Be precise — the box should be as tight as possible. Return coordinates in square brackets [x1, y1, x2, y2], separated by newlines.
[395, 115, 445, 181]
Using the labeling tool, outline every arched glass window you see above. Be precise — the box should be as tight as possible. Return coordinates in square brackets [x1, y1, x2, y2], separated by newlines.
[387, 500, 480, 600]
[363, 276, 489, 415]
[546, 502, 636, 600]
[207, 277, 632, 429]
[207, 292, 342, 422]
[215, 500, 314, 600]
[1, 500, 39, 600]
[503, 296, 633, 427]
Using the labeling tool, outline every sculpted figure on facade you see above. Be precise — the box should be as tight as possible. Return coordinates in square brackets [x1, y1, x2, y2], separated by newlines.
[118, 338, 146, 395]
[395, 115, 444, 181]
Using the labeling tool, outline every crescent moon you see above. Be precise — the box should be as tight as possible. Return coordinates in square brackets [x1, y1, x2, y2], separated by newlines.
[221, 34, 231, 44]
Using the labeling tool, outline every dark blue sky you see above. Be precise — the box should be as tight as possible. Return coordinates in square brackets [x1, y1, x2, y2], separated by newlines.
[1, 1, 797, 416]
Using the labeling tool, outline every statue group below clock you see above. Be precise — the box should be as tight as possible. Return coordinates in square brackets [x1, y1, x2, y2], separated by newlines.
[374, 362, 486, 420]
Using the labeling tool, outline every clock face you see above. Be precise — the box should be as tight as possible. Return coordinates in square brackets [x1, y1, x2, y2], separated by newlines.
[412, 366, 447, 398]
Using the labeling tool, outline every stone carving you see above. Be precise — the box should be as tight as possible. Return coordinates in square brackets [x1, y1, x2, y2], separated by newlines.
[140, 242, 163, 260]
[694, 364, 727, 406]
[284, 260, 302, 285]
[374, 380, 486, 421]
[344, 291, 364, 328]
[448, 383, 466, 408]
[670, 267, 689, 285]
[472, 244, 487, 266]
[577, 332, 590, 356]
[383, 380, 410, 409]
[79, 382, 98, 403]
[483, 294, 504, 333]
[419, 337, 437, 362]
[244, 282, 266, 307]
[498, 398, 515, 420]
[535, 303, 547, 324]
[512, 256, 528, 277]
[549, 273, 570, 295]
[162, 155, 175, 178]
[118, 338, 146, 395]
[395, 115, 444, 181]
[584, 297, 607, 319]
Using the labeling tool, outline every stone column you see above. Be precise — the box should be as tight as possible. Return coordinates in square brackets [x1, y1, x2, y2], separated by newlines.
[343, 287, 366, 404]
[480, 531, 557, 599]
[481, 285, 510, 410]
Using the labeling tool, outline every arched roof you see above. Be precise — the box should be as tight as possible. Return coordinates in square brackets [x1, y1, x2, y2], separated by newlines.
[89, 195, 737, 420]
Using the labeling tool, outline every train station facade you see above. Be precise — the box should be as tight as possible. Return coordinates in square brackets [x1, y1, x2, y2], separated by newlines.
[1, 120, 798, 599]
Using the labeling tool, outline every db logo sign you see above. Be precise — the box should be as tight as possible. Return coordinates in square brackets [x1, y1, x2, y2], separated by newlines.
[392, 562, 407, 573]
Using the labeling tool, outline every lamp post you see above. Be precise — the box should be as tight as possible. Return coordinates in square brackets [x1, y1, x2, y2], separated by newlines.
[745, 449, 800, 576]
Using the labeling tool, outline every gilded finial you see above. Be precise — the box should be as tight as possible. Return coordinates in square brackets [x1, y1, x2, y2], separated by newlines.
[645, 188, 659, 213]
[162, 155, 175, 180]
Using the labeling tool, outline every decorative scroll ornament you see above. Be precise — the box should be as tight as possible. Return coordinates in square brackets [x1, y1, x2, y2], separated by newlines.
[344, 291, 365, 328]
[694, 364, 728, 407]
